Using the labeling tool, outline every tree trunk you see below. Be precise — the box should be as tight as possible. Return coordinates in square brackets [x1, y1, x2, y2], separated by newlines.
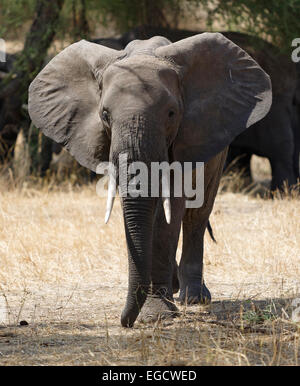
[72, 0, 89, 40]
[0, 0, 64, 163]
[142, 0, 170, 28]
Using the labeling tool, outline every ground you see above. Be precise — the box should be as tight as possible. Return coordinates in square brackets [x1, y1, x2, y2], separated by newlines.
[0, 157, 300, 366]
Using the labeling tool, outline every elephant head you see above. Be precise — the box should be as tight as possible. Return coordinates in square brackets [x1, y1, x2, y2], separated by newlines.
[28, 33, 271, 327]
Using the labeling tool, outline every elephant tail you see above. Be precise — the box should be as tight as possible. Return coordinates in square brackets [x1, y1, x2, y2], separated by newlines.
[293, 118, 300, 179]
[292, 104, 300, 179]
[207, 220, 217, 243]
[293, 64, 300, 179]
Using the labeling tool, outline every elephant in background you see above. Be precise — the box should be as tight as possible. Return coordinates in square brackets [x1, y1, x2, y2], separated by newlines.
[28, 33, 271, 327]
[0, 52, 16, 75]
[117, 26, 300, 191]
[91, 37, 124, 51]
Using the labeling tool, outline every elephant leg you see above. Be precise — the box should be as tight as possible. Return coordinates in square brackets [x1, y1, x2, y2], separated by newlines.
[262, 108, 297, 191]
[178, 149, 227, 304]
[178, 214, 210, 304]
[138, 197, 185, 323]
[269, 150, 297, 191]
[225, 146, 252, 187]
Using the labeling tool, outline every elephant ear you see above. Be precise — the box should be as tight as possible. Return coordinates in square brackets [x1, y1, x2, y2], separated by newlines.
[156, 32, 272, 162]
[28, 40, 123, 171]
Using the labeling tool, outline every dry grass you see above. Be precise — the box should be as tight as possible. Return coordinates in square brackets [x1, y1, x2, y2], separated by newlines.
[0, 160, 300, 366]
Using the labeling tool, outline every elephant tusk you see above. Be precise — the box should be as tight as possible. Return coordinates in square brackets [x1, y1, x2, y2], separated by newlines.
[162, 197, 171, 224]
[105, 175, 116, 224]
[162, 173, 171, 224]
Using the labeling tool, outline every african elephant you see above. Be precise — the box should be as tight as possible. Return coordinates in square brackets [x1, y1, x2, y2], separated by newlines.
[0, 51, 16, 74]
[28, 33, 271, 327]
[120, 26, 299, 191]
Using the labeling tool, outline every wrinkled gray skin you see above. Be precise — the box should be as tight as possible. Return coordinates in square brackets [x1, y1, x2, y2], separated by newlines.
[120, 26, 300, 190]
[28, 33, 271, 327]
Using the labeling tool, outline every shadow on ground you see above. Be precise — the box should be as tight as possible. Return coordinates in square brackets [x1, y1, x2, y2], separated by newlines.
[0, 296, 299, 365]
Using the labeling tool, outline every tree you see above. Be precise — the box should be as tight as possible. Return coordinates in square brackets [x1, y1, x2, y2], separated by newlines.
[0, 0, 299, 172]
[0, 0, 65, 162]
[203, 0, 300, 52]
[0, 0, 184, 167]
[87, 0, 183, 31]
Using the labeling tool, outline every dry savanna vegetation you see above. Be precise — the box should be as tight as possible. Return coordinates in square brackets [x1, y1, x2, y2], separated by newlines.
[0, 156, 299, 366]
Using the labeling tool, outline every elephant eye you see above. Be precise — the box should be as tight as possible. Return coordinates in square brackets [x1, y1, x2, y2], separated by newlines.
[168, 110, 175, 118]
[101, 109, 110, 125]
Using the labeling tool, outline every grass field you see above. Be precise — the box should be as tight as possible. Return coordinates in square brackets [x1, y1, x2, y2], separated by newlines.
[0, 157, 300, 366]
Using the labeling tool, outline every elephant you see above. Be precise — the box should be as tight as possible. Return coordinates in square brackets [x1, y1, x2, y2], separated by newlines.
[224, 59, 299, 190]
[28, 33, 271, 327]
[0, 51, 18, 126]
[118, 26, 300, 191]
[91, 37, 124, 51]
[0, 51, 16, 74]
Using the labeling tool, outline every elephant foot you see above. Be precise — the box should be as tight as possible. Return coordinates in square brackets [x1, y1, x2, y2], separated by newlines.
[178, 282, 211, 305]
[138, 288, 179, 323]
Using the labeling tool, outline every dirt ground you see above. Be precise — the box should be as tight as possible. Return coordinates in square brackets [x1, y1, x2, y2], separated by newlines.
[0, 161, 299, 365]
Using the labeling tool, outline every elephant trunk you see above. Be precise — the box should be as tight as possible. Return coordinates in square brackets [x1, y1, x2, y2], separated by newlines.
[110, 117, 169, 327]
[120, 196, 155, 327]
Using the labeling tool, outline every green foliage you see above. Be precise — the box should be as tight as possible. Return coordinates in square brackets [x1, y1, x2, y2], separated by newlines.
[0, 0, 187, 41]
[1, 0, 300, 51]
[0, 0, 36, 36]
[242, 303, 277, 324]
[205, 0, 300, 51]
[54, 0, 187, 38]
[0, 0, 299, 51]
[84, 0, 184, 31]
